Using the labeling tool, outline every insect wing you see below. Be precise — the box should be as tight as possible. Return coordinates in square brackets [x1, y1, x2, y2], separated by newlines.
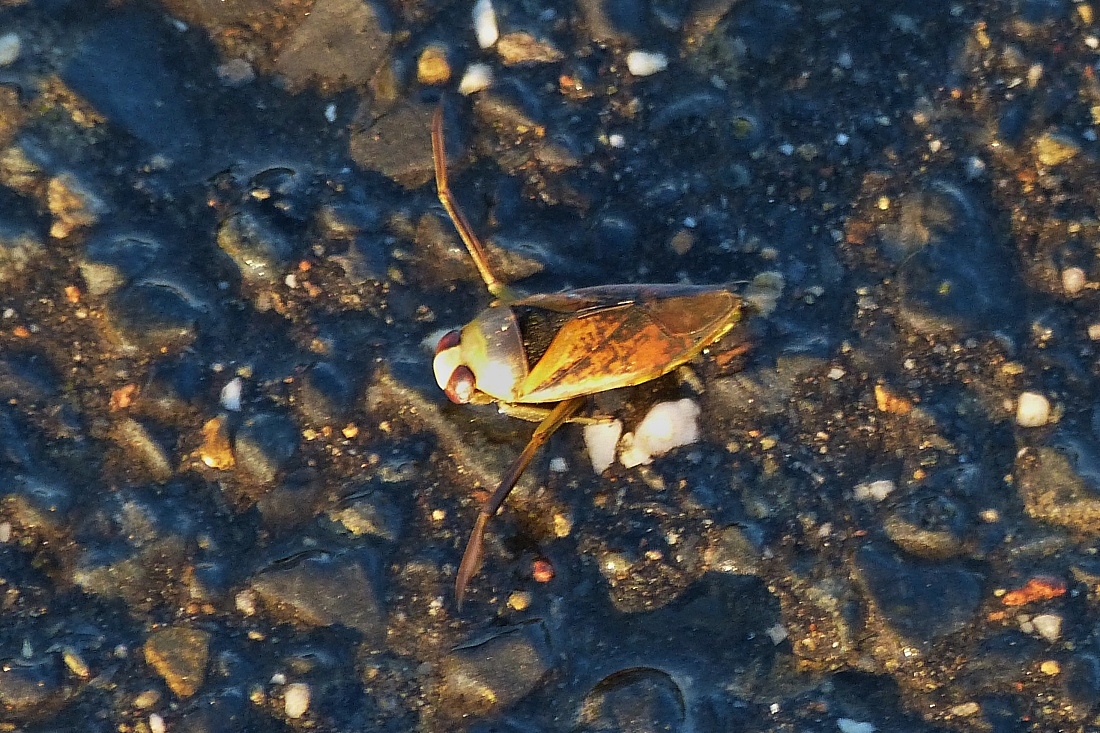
[517, 285, 741, 403]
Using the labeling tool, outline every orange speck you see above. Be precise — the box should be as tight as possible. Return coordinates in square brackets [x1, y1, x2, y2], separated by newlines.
[1002, 576, 1066, 606]
[298, 260, 312, 272]
[532, 559, 554, 583]
[12, 326, 29, 338]
[109, 383, 139, 411]
[875, 384, 912, 414]
[64, 285, 81, 303]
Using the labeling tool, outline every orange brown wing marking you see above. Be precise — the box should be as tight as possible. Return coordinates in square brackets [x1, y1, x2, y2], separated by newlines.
[519, 307, 694, 403]
[641, 291, 739, 336]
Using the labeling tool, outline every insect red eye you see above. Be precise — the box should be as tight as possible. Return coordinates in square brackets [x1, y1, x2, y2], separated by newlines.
[436, 329, 461, 354]
[445, 365, 476, 404]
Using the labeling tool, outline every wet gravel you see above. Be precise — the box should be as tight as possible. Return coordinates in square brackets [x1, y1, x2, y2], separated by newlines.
[3, 0, 1100, 730]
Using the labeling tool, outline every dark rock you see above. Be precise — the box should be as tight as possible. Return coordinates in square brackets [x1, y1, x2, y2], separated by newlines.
[472, 75, 545, 131]
[853, 545, 983, 642]
[349, 99, 440, 187]
[73, 536, 189, 608]
[328, 483, 404, 542]
[104, 279, 208, 353]
[61, 11, 201, 159]
[1063, 652, 1100, 717]
[250, 549, 386, 641]
[578, 0, 647, 43]
[299, 362, 357, 425]
[80, 229, 167, 295]
[275, 0, 393, 91]
[958, 632, 1043, 694]
[727, 0, 803, 62]
[979, 694, 1026, 733]
[1015, 433, 1100, 535]
[175, 690, 254, 733]
[0, 471, 76, 536]
[438, 621, 553, 717]
[882, 489, 971, 560]
[216, 209, 298, 289]
[0, 656, 64, 716]
[234, 411, 300, 485]
[256, 469, 324, 531]
[576, 668, 685, 733]
[891, 181, 1024, 337]
[0, 350, 59, 406]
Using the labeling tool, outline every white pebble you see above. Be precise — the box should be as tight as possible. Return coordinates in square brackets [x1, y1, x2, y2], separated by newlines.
[1015, 391, 1051, 427]
[149, 713, 166, 733]
[837, 719, 876, 733]
[766, 624, 788, 644]
[835, 132, 849, 145]
[221, 377, 243, 411]
[472, 0, 499, 49]
[284, 682, 311, 719]
[626, 50, 668, 77]
[1062, 266, 1086, 294]
[853, 479, 895, 502]
[608, 133, 626, 148]
[458, 62, 493, 95]
[0, 33, 21, 67]
[1031, 613, 1062, 642]
[0, 522, 10, 543]
[549, 456, 568, 473]
[584, 420, 623, 474]
[965, 155, 987, 179]
[619, 399, 700, 469]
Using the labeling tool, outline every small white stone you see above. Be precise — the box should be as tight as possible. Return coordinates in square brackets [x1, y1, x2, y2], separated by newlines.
[854, 479, 895, 502]
[1062, 266, 1087, 294]
[619, 399, 700, 469]
[1031, 613, 1062, 642]
[472, 0, 499, 49]
[235, 590, 257, 615]
[149, 713, 166, 733]
[221, 377, 243, 411]
[0, 522, 10, 543]
[1015, 391, 1051, 427]
[584, 420, 623, 474]
[835, 132, 849, 145]
[459, 62, 493, 94]
[549, 456, 568, 473]
[608, 133, 626, 148]
[284, 682, 311, 719]
[0, 33, 21, 67]
[626, 50, 668, 77]
[766, 624, 788, 644]
[837, 719, 876, 733]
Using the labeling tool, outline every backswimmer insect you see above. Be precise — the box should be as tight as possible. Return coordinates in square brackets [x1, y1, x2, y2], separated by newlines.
[430, 106, 754, 607]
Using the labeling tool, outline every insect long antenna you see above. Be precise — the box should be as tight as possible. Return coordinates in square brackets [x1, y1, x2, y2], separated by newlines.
[431, 105, 514, 302]
[455, 395, 585, 608]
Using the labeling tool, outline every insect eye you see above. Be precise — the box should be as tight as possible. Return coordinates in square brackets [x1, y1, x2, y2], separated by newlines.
[436, 329, 462, 354]
[445, 365, 476, 404]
